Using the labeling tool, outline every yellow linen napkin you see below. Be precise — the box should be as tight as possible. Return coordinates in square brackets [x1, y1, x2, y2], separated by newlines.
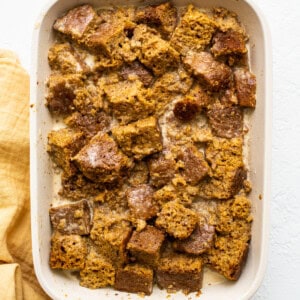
[0, 50, 49, 300]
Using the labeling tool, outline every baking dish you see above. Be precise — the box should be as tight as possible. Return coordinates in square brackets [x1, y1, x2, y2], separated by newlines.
[30, 0, 272, 299]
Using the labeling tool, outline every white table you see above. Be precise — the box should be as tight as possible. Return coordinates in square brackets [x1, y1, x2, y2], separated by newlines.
[1, 0, 299, 299]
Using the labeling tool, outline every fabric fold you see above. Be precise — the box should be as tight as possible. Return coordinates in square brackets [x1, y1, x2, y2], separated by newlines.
[0, 49, 49, 299]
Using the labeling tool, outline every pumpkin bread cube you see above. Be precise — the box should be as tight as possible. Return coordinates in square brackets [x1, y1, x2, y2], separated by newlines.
[80, 249, 115, 288]
[49, 232, 87, 270]
[133, 24, 180, 76]
[49, 199, 91, 235]
[126, 184, 158, 220]
[155, 200, 198, 239]
[183, 51, 231, 91]
[72, 132, 133, 183]
[53, 5, 98, 41]
[127, 225, 165, 266]
[115, 264, 154, 295]
[112, 117, 162, 160]
[156, 251, 203, 293]
[234, 68, 256, 108]
[90, 206, 132, 267]
[171, 5, 215, 55]
[47, 128, 85, 176]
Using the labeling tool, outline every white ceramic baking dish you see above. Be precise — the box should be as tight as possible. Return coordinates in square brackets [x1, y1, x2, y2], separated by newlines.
[30, 0, 272, 299]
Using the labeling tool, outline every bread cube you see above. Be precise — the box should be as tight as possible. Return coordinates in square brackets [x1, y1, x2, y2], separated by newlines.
[128, 161, 149, 186]
[216, 196, 252, 236]
[112, 117, 162, 160]
[156, 201, 198, 239]
[90, 206, 132, 267]
[80, 249, 115, 288]
[148, 154, 176, 187]
[211, 30, 247, 57]
[72, 133, 133, 183]
[49, 200, 91, 235]
[49, 232, 87, 270]
[177, 145, 210, 185]
[207, 106, 243, 138]
[48, 43, 88, 74]
[47, 128, 85, 176]
[104, 80, 155, 125]
[115, 264, 153, 295]
[199, 137, 247, 199]
[53, 5, 98, 41]
[59, 172, 103, 201]
[156, 252, 203, 294]
[135, 2, 177, 38]
[85, 20, 125, 56]
[46, 74, 83, 115]
[127, 225, 165, 266]
[64, 111, 111, 139]
[234, 68, 256, 107]
[183, 51, 231, 91]
[171, 5, 215, 55]
[207, 235, 249, 280]
[149, 67, 193, 114]
[118, 60, 154, 87]
[133, 24, 180, 76]
[173, 223, 215, 255]
[126, 184, 158, 220]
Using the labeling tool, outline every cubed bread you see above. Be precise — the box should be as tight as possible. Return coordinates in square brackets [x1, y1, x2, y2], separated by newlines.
[72, 132, 133, 183]
[173, 223, 215, 255]
[207, 235, 249, 281]
[64, 111, 111, 139]
[71, 83, 105, 114]
[90, 206, 132, 267]
[85, 20, 126, 56]
[156, 251, 203, 293]
[118, 61, 154, 87]
[149, 68, 193, 114]
[211, 30, 247, 57]
[127, 225, 164, 266]
[156, 201, 198, 239]
[133, 24, 180, 76]
[112, 117, 163, 160]
[48, 43, 88, 74]
[148, 153, 176, 187]
[199, 167, 247, 200]
[49, 200, 91, 235]
[115, 264, 153, 295]
[126, 184, 158, 220]
[216, 196, 252, 237]
[104, 80, 155, 124]
[173, 83, 213, 121]
[128, 161, 149, 186]
[59, 172, 103, 201]
[171, 5, 215, 55]
[153, 183, 196, 207]
[46, 74, 83, 115]
[234, 68, 256, 107]
[135, 2, 177, 38]
[49, 232, 87, 270]
[53, 5, 98, 41]
[199, 137, 246, 199]
[177, 145, 210, 185]
[47, 128, 85, 176]
[80, 249, 115, 288]
[207, 106, 243, 138]
[183, 51, 231, 91]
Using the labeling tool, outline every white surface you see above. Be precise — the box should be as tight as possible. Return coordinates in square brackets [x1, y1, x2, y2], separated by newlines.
[1, 0, 299, 299]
